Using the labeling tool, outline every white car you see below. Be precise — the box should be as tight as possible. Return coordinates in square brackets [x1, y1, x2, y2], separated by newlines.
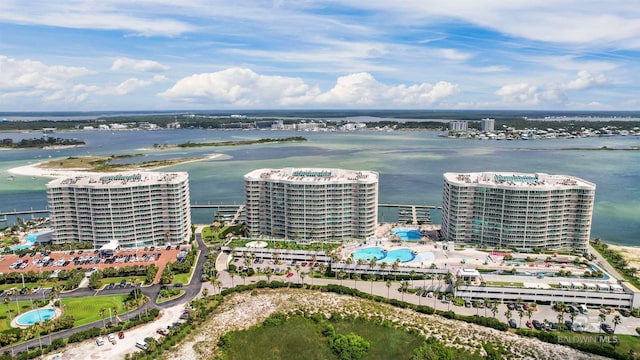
[96, 337, 104, 346]
[107, 333, 115, 342]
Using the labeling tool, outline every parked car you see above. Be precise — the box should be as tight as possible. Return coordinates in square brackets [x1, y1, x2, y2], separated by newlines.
[118, 331, 125, 339]
[508, 319, 517, 328]
[601, 323, 614, 334]
[619, 308, 631, 317]
[507, 303, 516, 310]
[532, 320, 543, 330]
[96, 337, 104, 346]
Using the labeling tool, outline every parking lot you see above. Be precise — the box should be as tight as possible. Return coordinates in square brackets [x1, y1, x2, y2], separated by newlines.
[0, 245, 189, 286]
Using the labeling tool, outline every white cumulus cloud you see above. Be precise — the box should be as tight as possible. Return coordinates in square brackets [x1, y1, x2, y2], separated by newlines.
[561, 70, 607, 90]
[495, 70, 607, 106]
[0, 55, 92, 90]
[106, 75, 168, 95]
[111, 58, 170, 73]
[160, 68, 458, 108]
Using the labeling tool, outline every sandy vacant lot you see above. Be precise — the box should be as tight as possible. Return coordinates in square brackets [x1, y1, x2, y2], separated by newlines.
[59, 304, 185, 360]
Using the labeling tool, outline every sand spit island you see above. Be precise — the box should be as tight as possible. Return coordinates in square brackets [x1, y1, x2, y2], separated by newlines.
[145, 136, 307, 150]
[9, 153, 223, 178]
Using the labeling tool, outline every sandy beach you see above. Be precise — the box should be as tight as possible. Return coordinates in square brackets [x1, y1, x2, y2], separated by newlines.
[607, 244, 640, 269]
[7, 153, 224, 179]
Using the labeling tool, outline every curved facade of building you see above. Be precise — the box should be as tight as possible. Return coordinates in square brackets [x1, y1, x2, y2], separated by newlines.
[47, 172, 191, 248]
[441, 172, 595, 252]
[244, 168, 378, 241]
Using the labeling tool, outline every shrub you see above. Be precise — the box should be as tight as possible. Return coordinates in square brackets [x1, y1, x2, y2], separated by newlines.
[329, 333, 370, 360]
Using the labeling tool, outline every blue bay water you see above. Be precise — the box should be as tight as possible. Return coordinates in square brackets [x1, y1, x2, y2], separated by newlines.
[0, 129, 638, 246]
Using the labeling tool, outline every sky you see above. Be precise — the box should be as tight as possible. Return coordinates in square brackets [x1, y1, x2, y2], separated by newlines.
[1, 1, 639, 111]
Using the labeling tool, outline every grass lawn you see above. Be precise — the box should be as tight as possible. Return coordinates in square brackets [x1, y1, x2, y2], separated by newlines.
[61, 295, 128, 326]
[222, 316, 424, 360]
[0, 280, 65, 291]
[0, 300, 39, 331]
[224, 316, 336, 360]
[157, 290, 185, 304]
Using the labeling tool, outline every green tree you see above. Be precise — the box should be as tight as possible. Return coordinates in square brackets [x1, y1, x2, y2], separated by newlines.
[613, 314, 621, 334]
[329, 333, 370, 360]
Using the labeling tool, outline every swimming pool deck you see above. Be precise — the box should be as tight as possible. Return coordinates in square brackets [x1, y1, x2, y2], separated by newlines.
[341, 229, 614, 283]
[11, 304, 62, 329]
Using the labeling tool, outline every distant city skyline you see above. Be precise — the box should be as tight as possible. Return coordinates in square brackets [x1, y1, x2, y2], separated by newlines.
[1, 1, 639, 111]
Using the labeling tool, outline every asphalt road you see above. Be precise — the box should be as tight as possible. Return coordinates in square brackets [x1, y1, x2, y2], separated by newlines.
[2, 230, 208, 355]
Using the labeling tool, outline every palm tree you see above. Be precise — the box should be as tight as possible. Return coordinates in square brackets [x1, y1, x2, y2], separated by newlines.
[112, 306, 118, 324]
[202, 288, 209, 298]
[446, 293, 453, 311]
[353, 273, 360, 288]
[505, 310, 513, 323]
[526, 309, 533, 323]
[410, 270, 416, 286]
[491, 302, 498, 319]
[484, 298, 490, 317]
[337, 270, 346, 286]
[214, 280, 223, 294]
[4, 297, 11, 320]
[400, 280, 409, 302]
[557, 312, 564, 328]
[240, 272, 247, 285]
[369, 257, 377, 273]
[300, 271, 306, 285]
[380, 262, 388, 278]
[295, 265, 301, 283]
[319, 263, 327, 276]
[517, 309, 525, 327]
[613, 314, 621, 334]
[392, 259, 400, 280]
[99, 308, 107, 328]
[310, 268, 317, 286]
[265, 268, 273, 283]
[386, 280, 392, 299]
[599, 313, 607, 343]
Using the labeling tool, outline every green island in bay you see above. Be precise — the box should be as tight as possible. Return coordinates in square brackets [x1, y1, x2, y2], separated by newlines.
[0, 137, 85, 149]
[36, 154, 203, 172]
[150, 136, 307, 149]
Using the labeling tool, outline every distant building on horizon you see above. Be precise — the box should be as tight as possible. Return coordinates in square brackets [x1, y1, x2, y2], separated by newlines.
[481, 118, 495, 132]
[441, 172, 595, 252]
[244, 168, 378, 241]
[47, 172, 192, 248]
[448, 120, 468, 131]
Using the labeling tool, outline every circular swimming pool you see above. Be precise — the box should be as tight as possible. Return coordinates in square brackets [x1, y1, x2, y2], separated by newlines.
[352, 247, 386, 261]
[352, 247, 415, 263]
[15, 309, 56, 326]
[382, 248, 415, 263]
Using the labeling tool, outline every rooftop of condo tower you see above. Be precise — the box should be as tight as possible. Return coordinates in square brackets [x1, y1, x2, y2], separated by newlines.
[443, 172, 595, 190]
[244, 168, 378, 184]
[46, 171, 189, 188]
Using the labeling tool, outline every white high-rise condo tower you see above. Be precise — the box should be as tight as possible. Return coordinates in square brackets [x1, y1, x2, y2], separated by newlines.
[441, 172, 595, 252]
[244, 168, 378, 241]
[47, 172, 191, 248]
